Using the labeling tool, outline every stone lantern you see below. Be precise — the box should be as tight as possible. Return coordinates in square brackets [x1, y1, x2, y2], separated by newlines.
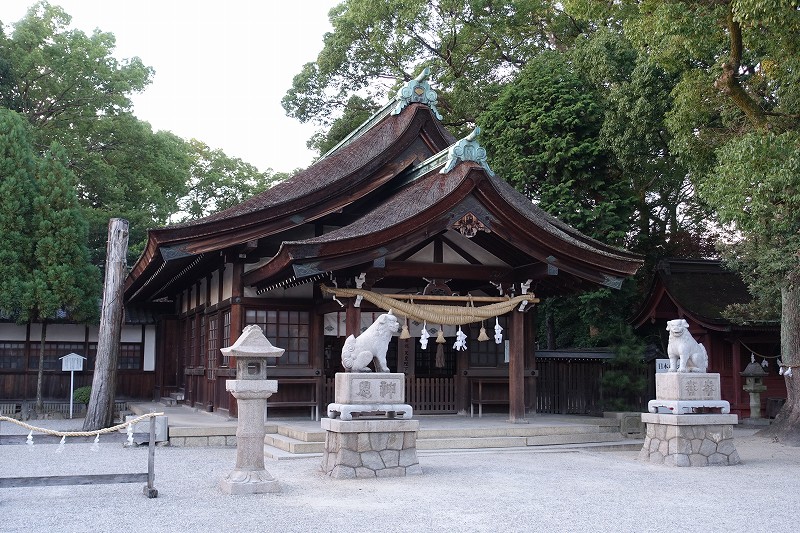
[740, 356, 768, 422]
[219, 325, 284, 494]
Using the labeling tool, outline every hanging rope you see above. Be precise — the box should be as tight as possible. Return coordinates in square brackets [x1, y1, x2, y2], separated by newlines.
[320, 284, 537, 325]
[0, 412, 163, 438]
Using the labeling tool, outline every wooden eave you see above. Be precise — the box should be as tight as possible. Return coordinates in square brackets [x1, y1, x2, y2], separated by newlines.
[125, 104, 454, 302]
[245, 164, 643, 292]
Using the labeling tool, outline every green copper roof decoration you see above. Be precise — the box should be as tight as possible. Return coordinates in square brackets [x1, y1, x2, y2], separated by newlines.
[321, 68, 442, 160]
[440, 127, 494, 177]
[392, 67, 443, 120]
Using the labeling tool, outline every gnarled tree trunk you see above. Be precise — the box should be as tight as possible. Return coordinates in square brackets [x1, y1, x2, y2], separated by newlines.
[83, 219, 128, 431]
[759, 278, 800, 445]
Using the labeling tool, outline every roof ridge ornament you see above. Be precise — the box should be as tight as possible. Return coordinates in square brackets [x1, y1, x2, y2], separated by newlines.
[440, 127, 495, 177]
[392, 67, 443, 120]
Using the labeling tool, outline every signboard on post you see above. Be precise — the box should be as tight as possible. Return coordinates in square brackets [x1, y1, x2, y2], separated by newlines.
[60, 353, 86, 419]
[61, 353, 85, 372]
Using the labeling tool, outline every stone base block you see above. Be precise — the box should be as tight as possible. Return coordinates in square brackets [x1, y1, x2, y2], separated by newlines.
[327, 402, 413, 421]
[655, 373, 721, 401]
[647, 399, 730, 414]
[321, 418, 421, 479]
[220, 468, 280, 494]
[639, 413, 740, 467]
[334, 372, 405, 404]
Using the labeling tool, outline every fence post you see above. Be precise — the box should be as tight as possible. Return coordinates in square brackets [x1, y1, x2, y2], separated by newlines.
[143, 415, 158, 498]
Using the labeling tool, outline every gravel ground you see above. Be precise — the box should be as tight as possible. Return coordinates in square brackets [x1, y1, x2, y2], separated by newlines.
[1, 420, 799, 533]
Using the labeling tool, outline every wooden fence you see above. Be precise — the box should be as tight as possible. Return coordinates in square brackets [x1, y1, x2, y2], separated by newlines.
[535, 353, 607, 416]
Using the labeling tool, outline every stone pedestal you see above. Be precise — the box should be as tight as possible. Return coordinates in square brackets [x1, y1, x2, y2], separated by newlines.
[327, 372, 413, 420]
[320, 418, 422, 478]
[220, 380, 280, 494]
[641, 371, 739, 467]
[639, 413, 740, 466]
[647, 373, 730, 414]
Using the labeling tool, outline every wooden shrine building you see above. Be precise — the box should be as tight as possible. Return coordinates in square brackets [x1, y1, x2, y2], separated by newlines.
[632, 259, 783, 417]
[124, 72, 642, 419]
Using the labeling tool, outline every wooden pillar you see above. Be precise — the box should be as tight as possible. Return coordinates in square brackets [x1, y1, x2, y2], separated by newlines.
[525, 307, 538, 415]
[228, 261, 245, 418]
[508, 309, 527, 423]
[456, 342, 469, 415]
[345, 299, 361, 337]
[731, 338, 743, 415]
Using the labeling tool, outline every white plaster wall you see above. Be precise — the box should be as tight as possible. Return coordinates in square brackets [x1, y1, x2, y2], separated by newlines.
[121, 325, 142, 343]
[0, 323, 27, 341]
[87, 325, 99, 342]
[144, 325, 156, 371]
[210, 269, 221, 306]
[222, 263, 233, 300]
[25, 323, 86, 341]
[199, 278, 207, 306]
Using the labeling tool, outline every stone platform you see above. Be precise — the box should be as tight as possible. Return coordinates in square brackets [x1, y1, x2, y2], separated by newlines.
[639, 413, 740, 467]
[320, 418, 422, 479]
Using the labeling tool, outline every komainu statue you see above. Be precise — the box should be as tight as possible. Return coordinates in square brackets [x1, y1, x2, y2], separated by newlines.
[341, 311, 399, 373]
[666, 319, 708, 373]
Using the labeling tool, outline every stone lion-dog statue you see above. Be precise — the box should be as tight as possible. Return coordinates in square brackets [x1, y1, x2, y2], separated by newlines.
[666, 318, 708, 373]
[341, 311, 400, 373]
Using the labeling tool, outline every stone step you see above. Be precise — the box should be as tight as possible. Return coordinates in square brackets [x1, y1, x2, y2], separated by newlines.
[264, 433, 325, 455]
[277, 425, 325, 443]
[418, 435, 529, 450]
[159, 397, 177, 407]
[525, 431, 626, 446]
[417, 423, 619, 440]
[263, 422, 630, 456]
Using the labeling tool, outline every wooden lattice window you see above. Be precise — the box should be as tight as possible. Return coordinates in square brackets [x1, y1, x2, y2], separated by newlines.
[0, 342, 25, 370]
[245, 309, 310, 366]
[221, 310, 231, 367]
[207, 315, 218, 369]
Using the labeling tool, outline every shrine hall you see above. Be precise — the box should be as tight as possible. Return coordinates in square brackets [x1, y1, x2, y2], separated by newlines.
[124, 71, 642, 419]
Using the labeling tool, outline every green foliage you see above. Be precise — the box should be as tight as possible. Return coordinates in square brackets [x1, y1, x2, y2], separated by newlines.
[600, 326, 647, 412]
[283, 0, 580, 138]
[480, 51, 634, 244]
[699, 131, 800, 319]
[0, 108, 100, 324]
[307, 95, 380, 155]
[0, 108, 36, 317]
[73, 385, 91, 404]
[177, 139, 289, 222]
[31, 141, 101, 324]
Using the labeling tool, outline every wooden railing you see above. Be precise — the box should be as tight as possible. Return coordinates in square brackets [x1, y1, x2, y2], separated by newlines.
[406, 377, 456, 413]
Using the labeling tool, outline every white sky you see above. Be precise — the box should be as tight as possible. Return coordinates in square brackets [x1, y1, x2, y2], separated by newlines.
[0, 0, 341, 173]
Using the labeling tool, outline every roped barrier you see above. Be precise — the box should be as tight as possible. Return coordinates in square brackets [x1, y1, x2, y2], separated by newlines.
[0, 412, 164, 498]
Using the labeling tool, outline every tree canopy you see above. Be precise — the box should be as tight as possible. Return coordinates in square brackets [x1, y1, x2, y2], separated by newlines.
[1, 1, 285, 262]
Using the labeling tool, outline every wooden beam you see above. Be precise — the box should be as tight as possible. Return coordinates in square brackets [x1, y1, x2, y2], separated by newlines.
[382, 261, 511, 282]
[0, 473, 149, 488]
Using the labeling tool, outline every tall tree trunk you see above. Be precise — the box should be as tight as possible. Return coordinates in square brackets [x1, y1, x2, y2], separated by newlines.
[83, 219, 128, 430]
[759, 277, 800, 445]
[35, 320, 47, 414]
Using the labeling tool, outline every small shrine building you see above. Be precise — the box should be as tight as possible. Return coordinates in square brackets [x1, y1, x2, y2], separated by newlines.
[632, 258, 784, 417]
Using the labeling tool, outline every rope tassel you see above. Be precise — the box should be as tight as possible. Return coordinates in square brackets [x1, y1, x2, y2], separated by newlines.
[478, 324, 489, 342]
